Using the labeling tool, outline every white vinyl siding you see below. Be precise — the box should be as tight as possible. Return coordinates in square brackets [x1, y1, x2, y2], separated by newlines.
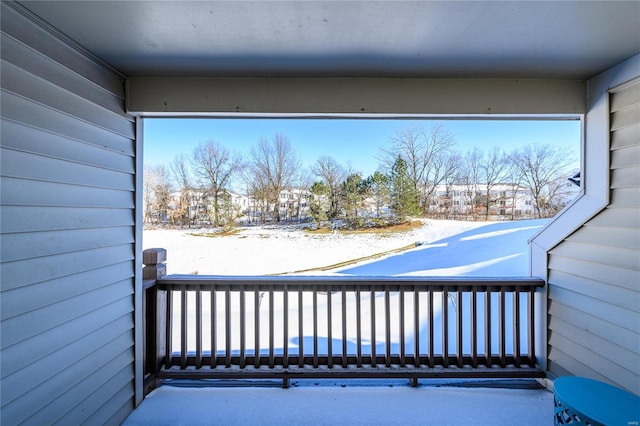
[547, 78, 640, 395]
[0, 3, 137, 425]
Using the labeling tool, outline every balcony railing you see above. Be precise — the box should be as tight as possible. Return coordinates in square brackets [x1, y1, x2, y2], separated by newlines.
[143, 248, 545, 392]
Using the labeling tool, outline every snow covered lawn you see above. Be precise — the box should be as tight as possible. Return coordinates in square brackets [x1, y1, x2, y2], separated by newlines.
[143, 219, 548, 276]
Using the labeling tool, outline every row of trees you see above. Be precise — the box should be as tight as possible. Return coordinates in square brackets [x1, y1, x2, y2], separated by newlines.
[144, 124, 576, 227]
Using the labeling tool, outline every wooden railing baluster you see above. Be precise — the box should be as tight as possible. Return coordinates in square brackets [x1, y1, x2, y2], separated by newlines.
[370, 287, 376, 367]
[442, 289, 448, 368]
[180, 290, 187, 369]
[356, 287, 362, 368]
[528, 288, 536, 368]
[313, 285, 318, 368]
[165, 289, 172, 369]
[196, 289, 202, 369]
[283, 286, 289, 368]
[428, 290, 434, 368]
[269, 289, 275, 369]
[240, 289, 246, 368]
[413, 288, 420, 367]
[499, 290, 505, 368]
[225, 288, 231, 368]
[298, 290, 303, 368]
[399, 289, 405, 368]
[471, 290, 478, 368]
[327, 289, 333, 369]
[514, 290, 521, 368]
[385, 287, 391, 368]
[341, 287, 347, 368]
[485, 290, 491, 368]
[211, 290, 217, 368]
[254, 289, 260, 368]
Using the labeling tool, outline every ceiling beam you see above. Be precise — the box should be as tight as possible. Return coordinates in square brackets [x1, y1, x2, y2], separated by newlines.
[126, 77, 586, 116]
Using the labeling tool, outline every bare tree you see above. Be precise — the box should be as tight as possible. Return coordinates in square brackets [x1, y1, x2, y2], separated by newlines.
[382, 123, 456, 215]
[459, 147, 482, 220]
[509, 143, 574, 218]
[143, 165, 156, 224]
[143, 165, 173, 224]
[312, 156, 346, 219]
[191, 140, 243, 226]
[247, 134, 300, 222]
[170, 154, 196, 227]
[421, 151, 461, 217]
[480, 147, 509, 220]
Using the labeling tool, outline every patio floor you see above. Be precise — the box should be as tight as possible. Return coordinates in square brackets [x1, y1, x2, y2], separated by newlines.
[123, 379, 554, 425]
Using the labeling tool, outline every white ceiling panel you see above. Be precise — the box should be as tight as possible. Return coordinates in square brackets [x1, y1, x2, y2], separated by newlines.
[17, 1, 640, 78]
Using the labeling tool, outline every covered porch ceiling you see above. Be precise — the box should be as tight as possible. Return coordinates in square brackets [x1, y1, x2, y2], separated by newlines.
[18, 1, 640, 79]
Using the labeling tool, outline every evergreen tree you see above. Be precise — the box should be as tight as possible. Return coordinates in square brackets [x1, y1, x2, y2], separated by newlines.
[341, 173, 367, 221]
[390, 156, 420, 220]
[309, 181, 329, 227]
[367, 171, 390, 218]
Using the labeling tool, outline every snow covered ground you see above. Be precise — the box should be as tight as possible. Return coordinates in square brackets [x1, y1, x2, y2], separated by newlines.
[129, 219, 554, 425]
[143, 219, 548, 276]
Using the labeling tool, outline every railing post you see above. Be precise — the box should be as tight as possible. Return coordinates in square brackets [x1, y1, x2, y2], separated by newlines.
[143, 248, 167, 394]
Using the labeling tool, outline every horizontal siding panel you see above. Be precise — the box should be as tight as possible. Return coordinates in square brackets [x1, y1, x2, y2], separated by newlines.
[1, 91, 134, 156]
[1, 280, 133, 349]
[548, 285, 638, 332]
[611, 144, 640, 169]
[1, 33, 126, 117]
[549, 318, 640, 375]
[583, 207, 640, 229]
[550, 240, 640, 273]
[0, 3, 124, 98]
[549, 332, 639, 394]
[1, 177, 133, 209]
[1, 59, 134, 138]
[1, 206, 134, 234]
[574, 225, 640, 248]
[548, 344, 638, 394]
[1, 148, 133, 191]
[1, 262, 133, 321]
[549, 258, 640, 296]
[1, 119, 135, 174]
[611, 122, 640, 150]
[1, 226, 133, 263]
[63, 366, 134, 426]
[1, 297, 133, 378]
[25, 350, 133, 425]
[610, 80, 640, 112]
[611, 103, 640, 131]
[549, 268, 640, 310]
[82, 382, 134, 426]
[611, 187, 640, 207]
[611, 167, 640, 189]
[549, 299, 639, 354]
[1, 245, 133, 293]
[1, 330, 133, 421]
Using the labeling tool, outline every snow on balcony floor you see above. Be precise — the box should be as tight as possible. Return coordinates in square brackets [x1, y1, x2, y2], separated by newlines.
[124, 379, 554, 425]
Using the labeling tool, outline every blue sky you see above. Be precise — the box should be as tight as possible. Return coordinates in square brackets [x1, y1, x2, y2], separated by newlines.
[144, 118, 581, 178]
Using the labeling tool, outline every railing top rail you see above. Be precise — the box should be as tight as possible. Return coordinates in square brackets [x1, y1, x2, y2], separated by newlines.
[155, 275, 544, 291]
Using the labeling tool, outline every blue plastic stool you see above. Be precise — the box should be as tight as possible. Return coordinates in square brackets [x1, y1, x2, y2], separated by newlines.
[554, 376, 640, 425]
